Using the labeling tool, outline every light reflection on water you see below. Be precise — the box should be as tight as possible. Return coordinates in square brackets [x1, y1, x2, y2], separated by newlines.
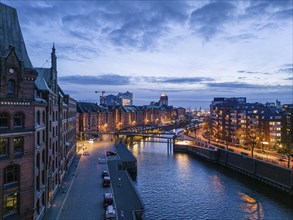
[129, 141, 293, 220]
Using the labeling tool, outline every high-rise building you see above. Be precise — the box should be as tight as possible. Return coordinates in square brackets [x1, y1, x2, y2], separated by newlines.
[159, 92, 168, 107]
[0, 3, 76, 220]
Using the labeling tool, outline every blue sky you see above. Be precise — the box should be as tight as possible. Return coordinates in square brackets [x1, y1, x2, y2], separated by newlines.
[3, 0, 293, 109]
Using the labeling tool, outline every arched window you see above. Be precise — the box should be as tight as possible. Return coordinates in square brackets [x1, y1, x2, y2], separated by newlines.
[7, 79, 16, 95]
[3, 165, 19, 186]
[0, 112, 10, 129]
[13, 112, 24, 128]
[0, 138, 9, 157]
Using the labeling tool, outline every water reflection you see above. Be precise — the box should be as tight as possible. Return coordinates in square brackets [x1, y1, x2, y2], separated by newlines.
[210, 175, 224, 193]
[239, 192, 264, 219]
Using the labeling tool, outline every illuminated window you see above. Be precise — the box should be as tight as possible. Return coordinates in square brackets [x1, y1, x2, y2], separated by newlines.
[0, 138, 9, 157]
[14, 137, 24, 156]
[3, 192, 18, 216]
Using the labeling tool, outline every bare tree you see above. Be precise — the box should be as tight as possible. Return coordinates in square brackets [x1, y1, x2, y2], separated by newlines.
[278, 132, 292, 168]
[202, 116, 212, 143]
[236, 127, 259, 157]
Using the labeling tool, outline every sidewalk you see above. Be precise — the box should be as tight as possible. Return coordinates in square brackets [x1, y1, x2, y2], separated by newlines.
[43, 154, 81, 220]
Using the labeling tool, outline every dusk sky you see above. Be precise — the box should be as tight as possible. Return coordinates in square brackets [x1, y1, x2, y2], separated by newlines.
[3, 0, 293, 109]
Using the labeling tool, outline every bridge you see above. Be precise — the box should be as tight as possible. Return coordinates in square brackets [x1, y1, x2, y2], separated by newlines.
[115, 124, 178, 149]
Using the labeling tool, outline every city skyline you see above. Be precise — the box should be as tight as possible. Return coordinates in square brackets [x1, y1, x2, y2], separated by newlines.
[2, 0, 293, 108]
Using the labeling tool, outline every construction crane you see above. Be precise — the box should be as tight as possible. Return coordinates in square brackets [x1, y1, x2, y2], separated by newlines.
[95, 91, 106, 105]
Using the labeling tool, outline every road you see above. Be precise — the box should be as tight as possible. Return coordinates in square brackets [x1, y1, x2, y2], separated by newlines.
[180, 129, 291, 169]
[56, 137, 115, 220]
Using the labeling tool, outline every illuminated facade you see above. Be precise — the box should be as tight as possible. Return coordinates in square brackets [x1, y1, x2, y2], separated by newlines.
[210, 97, 288, 148]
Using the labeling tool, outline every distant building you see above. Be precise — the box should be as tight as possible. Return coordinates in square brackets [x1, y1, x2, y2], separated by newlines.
[118, 91, 133, 106]
[159, 92, 168, 106]
[101, 91, 133, 106]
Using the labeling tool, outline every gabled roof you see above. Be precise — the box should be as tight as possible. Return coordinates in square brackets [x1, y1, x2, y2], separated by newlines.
[34, 68, 54, 93]
[77, 102, 98, 113]
[0, 3, 33, 68]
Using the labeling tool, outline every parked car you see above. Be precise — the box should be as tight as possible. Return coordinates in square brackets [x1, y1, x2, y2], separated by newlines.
[105, 205, 116, 219]
[102, 171, 109, 178]
[103, 176, 111, 187]
[103, 193, 113, 207]
[89, 138, 94, 143]
[83, 151, 90, 156]
[106, 151, 117, 156]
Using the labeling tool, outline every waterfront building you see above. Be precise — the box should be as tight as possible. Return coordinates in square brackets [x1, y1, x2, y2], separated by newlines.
[101, 91, 133, 106]
[0, 3, 76, 219]
[210, 97, 288, 149]
[118, 91, 133, 106]
[76, 100, 186, 138]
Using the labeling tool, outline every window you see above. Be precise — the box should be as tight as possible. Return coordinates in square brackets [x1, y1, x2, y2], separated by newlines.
[42, 130, 45, 143]
[3, 192, 18, 216]
[37, 132, 40, 146]
[14, 112, 24, 128]
[14, 137, 24, 156]
[42, 111, 46, 124]
[37, 111, 40, 125]
[0, 138, 9, 157]
[4, 165, 19, 186]
[7, 79, 16, 95]
[0, 112, 9, 128]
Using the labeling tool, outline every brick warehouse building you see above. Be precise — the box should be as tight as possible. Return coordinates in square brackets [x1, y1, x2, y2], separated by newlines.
[0, 3, 76, 220]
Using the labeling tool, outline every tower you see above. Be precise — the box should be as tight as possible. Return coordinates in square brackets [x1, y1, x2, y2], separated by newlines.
[159, 92, 168, 107]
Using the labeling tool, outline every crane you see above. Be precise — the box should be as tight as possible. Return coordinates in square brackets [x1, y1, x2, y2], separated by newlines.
[95, 91, 106, 105]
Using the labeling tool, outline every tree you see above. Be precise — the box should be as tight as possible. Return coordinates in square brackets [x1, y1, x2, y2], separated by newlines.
[236, 127, 259, 157]
[278, 132, 292, 168]
[202, 116, 212, 143]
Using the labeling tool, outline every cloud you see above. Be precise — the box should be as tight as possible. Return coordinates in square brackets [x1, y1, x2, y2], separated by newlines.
[237, 70, 269, 75]
[226, 34, 257, 42]
[273, 9, 293, 20]
[279, 68, 293, 74]
[140, 76, 214, 84]
[284, 77, 293, 80]
[58, 74, 130, 85]
[206, 82, 291, 90]
[190, 2, 236, 40]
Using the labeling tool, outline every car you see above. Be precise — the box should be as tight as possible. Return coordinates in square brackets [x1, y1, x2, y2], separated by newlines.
[256, 149, 265, 153]
[102, 171, 109, 178]
[106, 151, 117, 156]
[89, 138, 94, 143]
[103, 193, 113, 207]
[103, 176, 111, 187]
[83, 151, 90, 156]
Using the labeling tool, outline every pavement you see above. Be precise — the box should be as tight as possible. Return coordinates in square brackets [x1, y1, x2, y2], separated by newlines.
[43, 154, 81, 220]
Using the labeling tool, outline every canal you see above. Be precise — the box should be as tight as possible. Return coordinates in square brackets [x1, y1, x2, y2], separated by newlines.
[128, 140, 293, 220]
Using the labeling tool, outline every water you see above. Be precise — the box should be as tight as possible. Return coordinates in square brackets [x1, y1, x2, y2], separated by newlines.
[128, 140, 293, 220]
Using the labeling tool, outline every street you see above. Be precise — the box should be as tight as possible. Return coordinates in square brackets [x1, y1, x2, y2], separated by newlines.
[48, 136, 116, 220]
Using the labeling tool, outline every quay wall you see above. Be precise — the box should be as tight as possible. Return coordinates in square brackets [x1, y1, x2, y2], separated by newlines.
[174, 144, 293, 194]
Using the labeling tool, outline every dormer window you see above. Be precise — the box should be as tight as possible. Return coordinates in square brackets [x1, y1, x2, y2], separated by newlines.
[7, 80, 16, 95]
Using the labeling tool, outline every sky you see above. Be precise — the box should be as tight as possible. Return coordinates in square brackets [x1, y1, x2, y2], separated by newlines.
[3, 0, 293, 109]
